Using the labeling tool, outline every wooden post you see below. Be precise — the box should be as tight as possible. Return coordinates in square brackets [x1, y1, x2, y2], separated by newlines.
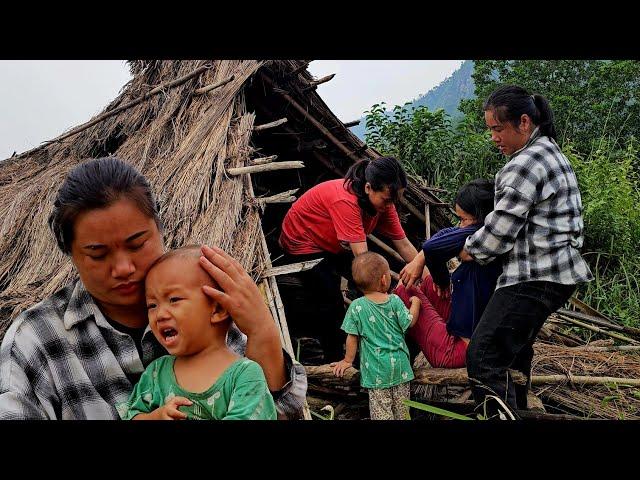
[367, 234, 405, 264]
[256, 189, 299, 205]
[303, 73, 335, 91]
[342, 120, 360, 128]
[250, 155, 278, 166]
[193, 74, 235, 95]
[226, 161, 304, 176]
[254, 118, 288, 132]
[260, 73, 362, 163]
[261, 259, 323, 279]
[425, 203, 431, 239]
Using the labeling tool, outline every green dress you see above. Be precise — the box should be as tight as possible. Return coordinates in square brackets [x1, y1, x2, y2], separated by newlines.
[341, 294, 415, 389]
[117, 356, 277, 420]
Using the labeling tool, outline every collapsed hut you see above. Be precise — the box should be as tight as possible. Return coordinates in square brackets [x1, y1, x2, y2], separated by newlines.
[1, 60, 637, 420]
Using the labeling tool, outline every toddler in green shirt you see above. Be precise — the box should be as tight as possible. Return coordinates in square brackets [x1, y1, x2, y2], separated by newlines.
[331, 252, 420, 420]
[117, 246, 277, 420]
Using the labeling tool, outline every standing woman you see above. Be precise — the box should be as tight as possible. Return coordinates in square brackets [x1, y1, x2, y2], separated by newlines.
[278, 156, 419, 362]
[460, 85, 593, 413]
[0, 157, 306, 419]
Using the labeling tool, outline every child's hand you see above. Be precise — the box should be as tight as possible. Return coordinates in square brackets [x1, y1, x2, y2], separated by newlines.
[155, 396, 193, 420]
[409, 295, 421, 307]
[330, 360, 353, 378]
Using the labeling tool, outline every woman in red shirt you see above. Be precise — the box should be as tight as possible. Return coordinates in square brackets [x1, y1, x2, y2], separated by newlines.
[278, 156, 419, 362]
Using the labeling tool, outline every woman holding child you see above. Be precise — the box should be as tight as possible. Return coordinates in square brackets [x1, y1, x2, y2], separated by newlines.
[0, 157, 306, 420]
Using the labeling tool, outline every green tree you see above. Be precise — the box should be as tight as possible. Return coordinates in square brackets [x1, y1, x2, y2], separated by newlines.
[459, 60, 640, 157]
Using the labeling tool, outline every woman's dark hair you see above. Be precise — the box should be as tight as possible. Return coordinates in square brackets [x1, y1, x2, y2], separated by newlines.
[49, 157, 161, 254]
[343, 156, 408, 215]
[483, 84, 557, 140]
[454, 179, 495, 224]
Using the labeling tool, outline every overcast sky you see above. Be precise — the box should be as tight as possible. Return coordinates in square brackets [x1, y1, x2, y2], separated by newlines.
[0, 60, 463, 159]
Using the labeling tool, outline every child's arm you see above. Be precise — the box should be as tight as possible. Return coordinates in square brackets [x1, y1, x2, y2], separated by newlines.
[331, 334, 358, 377]
[408, 296, 421, 328]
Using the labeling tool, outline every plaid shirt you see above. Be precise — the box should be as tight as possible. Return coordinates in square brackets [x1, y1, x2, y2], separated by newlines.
[465, 128, 593, 290]
[0, 280, 307, 420]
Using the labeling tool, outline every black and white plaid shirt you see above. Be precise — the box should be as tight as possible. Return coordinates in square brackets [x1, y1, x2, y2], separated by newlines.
[0, 280, 307, 419]
[465, 128, 593, 290]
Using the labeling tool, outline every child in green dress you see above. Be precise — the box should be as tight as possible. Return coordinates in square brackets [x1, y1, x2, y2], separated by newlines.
[331, 252, 420, 420]
[117, 246, 277, 420]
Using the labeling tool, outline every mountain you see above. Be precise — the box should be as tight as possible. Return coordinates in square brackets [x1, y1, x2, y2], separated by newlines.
[350, 60, 475, 140]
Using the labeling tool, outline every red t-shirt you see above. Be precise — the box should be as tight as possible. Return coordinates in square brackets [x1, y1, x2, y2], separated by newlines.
[280, 179, 407, 255]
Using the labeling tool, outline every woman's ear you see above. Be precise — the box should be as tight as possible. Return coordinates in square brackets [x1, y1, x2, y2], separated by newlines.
[364, 182, 371, 194]
[519, 113, 533, 133]
[210, 302, 230, 324]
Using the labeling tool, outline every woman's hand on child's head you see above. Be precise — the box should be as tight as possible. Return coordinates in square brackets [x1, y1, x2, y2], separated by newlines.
[157, 396, 193, 420]
[199, 244, 273, 337]
[330, 360, 353, 378]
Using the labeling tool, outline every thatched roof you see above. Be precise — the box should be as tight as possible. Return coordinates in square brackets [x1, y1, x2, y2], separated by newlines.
[0, 59, 451, 340]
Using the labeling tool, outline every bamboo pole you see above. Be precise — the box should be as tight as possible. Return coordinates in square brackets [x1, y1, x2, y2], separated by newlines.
[250, 155, 278, 166]
[556, 314, 640, 345]
[254, 118, 288, 131]
[261, 259, 323, 278]
[303, 73, 335, 91]
[193, 74, 235, 95]
[367, 234, 405, 264]
[226, 161, 304, 176]
[531, 375, 640, 387]
[425, 203, 431, 239]
[557, 309, 640, 337]
[260, 73, 363, 163]
[17, 64, 212, 157]
[256, 188, 299, 205]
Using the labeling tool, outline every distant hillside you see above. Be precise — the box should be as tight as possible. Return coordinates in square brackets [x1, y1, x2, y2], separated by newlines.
[350, 60, 475, 140]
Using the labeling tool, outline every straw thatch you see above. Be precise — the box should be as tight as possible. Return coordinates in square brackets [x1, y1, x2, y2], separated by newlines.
[0, 59, 451, 341]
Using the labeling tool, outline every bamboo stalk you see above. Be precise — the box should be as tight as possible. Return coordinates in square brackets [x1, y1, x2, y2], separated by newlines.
[531, 375, 640, 387]
[261, 259, 323, 278]
[425, 203, 431, 239]
[256, 188, 299, 205]
[400, 197, 426, 223]
[193, 74, 235, 95]
[260, 73, 362, 163]
[573, 345, 640, 352]
[249, 155, 278, 166]
[556, 314, 640, 345]
[18, 64, 212, 156]
[254, 118, 288, 131]
[303, 73, 335, 91]
[367, 234, 405, 264]
[226, 161, 304, 176]
[558, 308, 640, 337]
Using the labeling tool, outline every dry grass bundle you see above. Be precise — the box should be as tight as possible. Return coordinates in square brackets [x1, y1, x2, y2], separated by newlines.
[531, 342, 640, 419]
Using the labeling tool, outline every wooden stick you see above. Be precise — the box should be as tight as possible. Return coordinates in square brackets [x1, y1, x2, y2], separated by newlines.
[367, 234, 405, 264]
[261, 258, 323, 278]
[303, 73, 335, 91]
[573, 345, 640, 352]
[257, 189, 299, 205]
[343, 120, 360, 128]
[193, 74, 235, 95]
[260, 73, 362, 163]
[226, 161, 304, 176]
[18, 64, 211, 157]
[556, 314, 640, 345]
[558, 308, 640, 337]
[254, 117, 288, 132]
[400, 197, 426, 223]
[304, 363, 528, 388]
[250, 155, 278, 166]
[531, 375, 640, 387]
[569, 295, 613, 321]
[425, 203, 431, 239]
